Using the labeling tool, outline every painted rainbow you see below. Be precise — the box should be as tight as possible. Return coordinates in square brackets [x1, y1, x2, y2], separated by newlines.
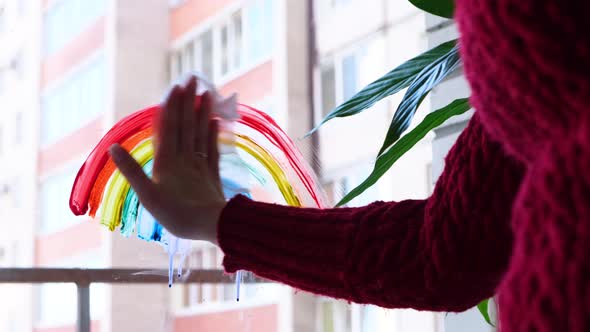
[68, 99, 325, 287]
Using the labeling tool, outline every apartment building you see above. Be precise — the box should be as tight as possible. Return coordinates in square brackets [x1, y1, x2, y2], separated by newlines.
[0, 0, 479, 331]
[0, 0, 39, 331]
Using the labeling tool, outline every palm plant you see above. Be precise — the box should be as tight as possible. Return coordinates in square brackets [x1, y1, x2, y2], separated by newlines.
[311, 0, 495, 326]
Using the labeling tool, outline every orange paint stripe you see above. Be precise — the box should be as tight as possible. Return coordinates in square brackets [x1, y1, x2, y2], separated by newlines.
[88, 128, 153, 217]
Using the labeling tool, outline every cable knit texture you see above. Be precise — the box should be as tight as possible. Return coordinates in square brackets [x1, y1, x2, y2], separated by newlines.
[219, 115, 525, 311]
[218, 1, 590, 331]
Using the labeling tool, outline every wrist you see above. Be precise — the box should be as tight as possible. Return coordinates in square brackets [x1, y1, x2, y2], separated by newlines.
[200, 201, 225, 245]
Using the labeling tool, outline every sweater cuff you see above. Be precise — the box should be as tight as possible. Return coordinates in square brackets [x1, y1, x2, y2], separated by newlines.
[217, 195, 358, 295]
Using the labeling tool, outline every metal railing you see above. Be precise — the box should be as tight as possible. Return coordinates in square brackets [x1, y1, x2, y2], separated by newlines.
[0, 268, 265, 332]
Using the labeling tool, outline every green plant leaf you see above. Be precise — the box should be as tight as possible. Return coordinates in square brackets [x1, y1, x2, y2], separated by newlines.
[477, 299, 495, 327]
[307, 40, 457, 136]
[337, 98, 470, 207]
[408, 0, 455, 18]
[377, 44, 461, 156]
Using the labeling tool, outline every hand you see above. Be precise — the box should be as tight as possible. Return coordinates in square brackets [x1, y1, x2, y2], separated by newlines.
[109, 76, 225, 244]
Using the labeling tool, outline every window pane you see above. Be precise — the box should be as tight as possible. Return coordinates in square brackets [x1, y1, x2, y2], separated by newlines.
[182, 43, 194, 75]
[342, 54, 358, 101]
[40, 170, 78, 234]
[245, 0, 273, 64]
[44, 0, 106, 56]
[41, 57, 105, 144]
[321, 64, 336, 117]
[233, 12, 243, 69]
[200, 29, 214, 80]
[14, 113, 23, 144]
[221, 25, 229, 75]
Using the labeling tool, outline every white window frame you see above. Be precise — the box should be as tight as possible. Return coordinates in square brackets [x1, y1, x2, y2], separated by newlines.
[315, 49, 357, 126]
[169, 0, 273, 86]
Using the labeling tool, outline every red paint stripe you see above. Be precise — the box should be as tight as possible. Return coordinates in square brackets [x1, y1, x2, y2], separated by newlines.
[42, 17, 105, 88]
[35, 221, 102, 265]
[70, 100, 325, 218]
[39, 117, 104, 177]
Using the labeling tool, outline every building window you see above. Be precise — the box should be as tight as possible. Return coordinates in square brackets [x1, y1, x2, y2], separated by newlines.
[320, 64, 336, 117]
[181, 246, 232, 306]
[317, 299, 352, 332]
[39, 170, 78, 234]
[0, 4, 6, 33]
[0, 69, 6, 95]
[169, 0, 273, 83]
[41, 57, 105, 145]
[14, 112, 23, 145]
[43, 0, 106, 56]
[36, 253, 105, 326]
[317, 38, 385, 122]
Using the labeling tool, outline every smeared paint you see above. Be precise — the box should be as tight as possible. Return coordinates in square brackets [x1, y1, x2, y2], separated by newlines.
[69, 98, 325, 293]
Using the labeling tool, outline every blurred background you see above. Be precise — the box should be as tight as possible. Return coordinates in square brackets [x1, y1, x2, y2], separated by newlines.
[0, 0, 488, 331]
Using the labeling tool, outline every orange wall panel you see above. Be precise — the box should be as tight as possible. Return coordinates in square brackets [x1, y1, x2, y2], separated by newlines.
[42, 17, 105, 87]
[220, 61, 273, 106]
[174, 305, 278, 332]
[35, 221, 102, 265]
[38, 117, 103, 176]
[170, 0, 235, 40]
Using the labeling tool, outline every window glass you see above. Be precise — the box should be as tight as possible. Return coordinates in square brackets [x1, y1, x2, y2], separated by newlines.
[321, 64, 336, 117]
[36, 253, 105, 325]
[182, 42, 194, 76]
[220, 25, 229, 76]
[39, 170, 78, 234]
[342, 54, 358, 101]
[232, 12, 243, 69]
[14, 113, 23, 145]
[44, 0, 106, 56]
[41, 57, 105, 145]
[200, 30, 214, 80]
[0, 5, 6, 33]
[245, 0, 273, 64]
[169, 1, 272, 83]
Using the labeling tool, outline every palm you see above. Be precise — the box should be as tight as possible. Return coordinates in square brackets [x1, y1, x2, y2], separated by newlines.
[110, 77, 225, 243]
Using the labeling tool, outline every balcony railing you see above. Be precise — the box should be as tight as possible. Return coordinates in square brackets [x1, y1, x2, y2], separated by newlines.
[0, 268, 265, 332]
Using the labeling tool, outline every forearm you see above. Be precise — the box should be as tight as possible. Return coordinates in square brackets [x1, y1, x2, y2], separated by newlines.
[218, 114, 525, 310]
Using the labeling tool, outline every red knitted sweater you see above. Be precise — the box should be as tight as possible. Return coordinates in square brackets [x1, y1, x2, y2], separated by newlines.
[218, 1, 590, 331]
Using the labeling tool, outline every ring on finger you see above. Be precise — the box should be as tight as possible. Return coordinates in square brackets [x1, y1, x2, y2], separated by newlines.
[195, 152, 208, 159]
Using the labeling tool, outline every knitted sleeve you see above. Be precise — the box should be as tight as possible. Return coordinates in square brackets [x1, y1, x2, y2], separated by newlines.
[218, 114, 524, 311]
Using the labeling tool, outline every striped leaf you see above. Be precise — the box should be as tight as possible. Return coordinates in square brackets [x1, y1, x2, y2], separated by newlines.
[337, 98, 470, 207]
[378, 44, 461, 156]
[307, 40, 457, 136]
[409, 0, 455, 18]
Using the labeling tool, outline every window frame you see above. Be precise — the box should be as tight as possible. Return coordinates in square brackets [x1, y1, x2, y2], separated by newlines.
[169, 0, 273, 86]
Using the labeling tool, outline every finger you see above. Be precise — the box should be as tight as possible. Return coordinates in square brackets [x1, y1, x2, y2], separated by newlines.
[181, 76, 197, 158]
[157, 85, 182, 162]
[196, 92, 211, 153]
[109, 144, 157, 208]
[207, 119, 221, 185]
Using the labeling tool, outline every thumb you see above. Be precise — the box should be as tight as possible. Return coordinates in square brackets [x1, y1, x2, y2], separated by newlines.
[109, 144, 156, 207]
